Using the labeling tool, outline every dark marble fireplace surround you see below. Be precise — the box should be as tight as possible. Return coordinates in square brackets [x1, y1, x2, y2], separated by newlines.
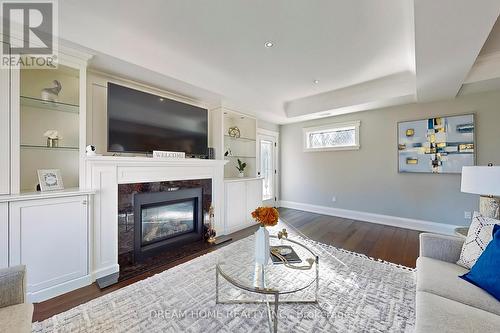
[118, 179, 212, 280]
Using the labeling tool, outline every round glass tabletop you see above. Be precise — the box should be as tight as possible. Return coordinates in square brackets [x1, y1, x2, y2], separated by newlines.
[216, 235, 318, 295]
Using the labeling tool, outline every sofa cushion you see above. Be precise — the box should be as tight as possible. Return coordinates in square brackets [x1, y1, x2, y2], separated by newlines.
[0, 303, 33, 333]
[416, 291, 500, 333]
[457, 212, 499, 269]
[461, 224, 500, 301]
[416, 256, 500, 316]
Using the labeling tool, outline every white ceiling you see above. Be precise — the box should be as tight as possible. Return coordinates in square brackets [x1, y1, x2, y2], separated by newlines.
[57, 1, 500, 124]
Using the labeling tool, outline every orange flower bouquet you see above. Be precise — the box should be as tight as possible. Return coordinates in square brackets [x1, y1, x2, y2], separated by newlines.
[252, 207, 279, 265]
[251, 207, 279, 227]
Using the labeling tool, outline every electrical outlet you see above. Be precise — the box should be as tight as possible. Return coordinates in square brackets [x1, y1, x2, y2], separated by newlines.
[332, 196, 337, 203]
[464, 211, 472, 219]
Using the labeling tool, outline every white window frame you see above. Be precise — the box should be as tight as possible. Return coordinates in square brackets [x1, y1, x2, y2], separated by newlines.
[303, 120, 360, 152]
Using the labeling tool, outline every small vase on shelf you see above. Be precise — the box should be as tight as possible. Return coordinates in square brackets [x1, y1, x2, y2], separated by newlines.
[238, 171, 244, 178]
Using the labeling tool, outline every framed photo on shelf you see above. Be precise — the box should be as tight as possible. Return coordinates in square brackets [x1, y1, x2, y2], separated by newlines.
[37, 169, 64, 192]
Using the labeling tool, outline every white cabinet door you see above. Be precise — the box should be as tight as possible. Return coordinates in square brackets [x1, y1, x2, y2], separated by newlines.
[0, 203, 7, 268]
[246, 179, 263, 224]
[9, 195, 88, 301]
[224, 181, 246, 233]
[0, 52, 9, 195]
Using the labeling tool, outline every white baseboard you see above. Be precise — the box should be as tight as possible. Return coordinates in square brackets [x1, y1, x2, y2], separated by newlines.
[279, 200, 459, 235]
[28, 275, 92, 303]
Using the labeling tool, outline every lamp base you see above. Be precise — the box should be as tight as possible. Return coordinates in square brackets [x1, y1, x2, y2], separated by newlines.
[479, 196, 500, 219]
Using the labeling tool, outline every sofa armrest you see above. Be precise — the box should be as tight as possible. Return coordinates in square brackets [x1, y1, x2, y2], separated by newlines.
[419, 233, 464, 263]
[0, 265, 27, 308]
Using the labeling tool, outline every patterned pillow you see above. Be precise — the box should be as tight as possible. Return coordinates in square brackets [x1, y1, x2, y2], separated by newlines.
[457, 212, 500, 269]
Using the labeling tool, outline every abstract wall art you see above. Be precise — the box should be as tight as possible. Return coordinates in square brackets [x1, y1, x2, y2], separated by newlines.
[398, 114, 475, 173]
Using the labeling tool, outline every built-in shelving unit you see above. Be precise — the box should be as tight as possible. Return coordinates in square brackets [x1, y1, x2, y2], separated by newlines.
[18, 63, 84, 192]
[222, 109, 258, 178]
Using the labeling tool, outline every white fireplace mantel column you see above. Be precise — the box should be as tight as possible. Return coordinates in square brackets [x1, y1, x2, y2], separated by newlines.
[85, 156, 227, 280]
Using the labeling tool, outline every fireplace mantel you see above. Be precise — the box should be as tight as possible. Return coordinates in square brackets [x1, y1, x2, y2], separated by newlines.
[85, 156, 227, 280]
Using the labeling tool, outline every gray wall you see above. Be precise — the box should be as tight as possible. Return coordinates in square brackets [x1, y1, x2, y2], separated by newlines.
[280, 90, 500, 226]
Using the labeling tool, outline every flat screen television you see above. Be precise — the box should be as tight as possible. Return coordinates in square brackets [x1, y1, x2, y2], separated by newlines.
[107, 83, 208, 156]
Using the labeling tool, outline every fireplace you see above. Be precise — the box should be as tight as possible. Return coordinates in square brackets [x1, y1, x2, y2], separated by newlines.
[133, 188, 203, 261]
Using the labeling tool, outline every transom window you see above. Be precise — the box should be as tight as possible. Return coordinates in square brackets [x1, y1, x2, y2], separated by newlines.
[303, 121, 360, 152]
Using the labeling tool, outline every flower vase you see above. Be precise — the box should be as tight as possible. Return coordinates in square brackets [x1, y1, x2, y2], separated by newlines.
[254, 226, 270, 265]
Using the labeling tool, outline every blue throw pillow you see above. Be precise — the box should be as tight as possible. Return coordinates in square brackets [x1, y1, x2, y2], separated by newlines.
[460, 224, 500, 301]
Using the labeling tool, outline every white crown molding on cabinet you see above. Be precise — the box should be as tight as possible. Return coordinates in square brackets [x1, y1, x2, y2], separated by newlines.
[279, 200, 460, 236]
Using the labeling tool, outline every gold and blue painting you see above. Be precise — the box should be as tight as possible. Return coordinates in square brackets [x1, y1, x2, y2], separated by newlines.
[398, 114, 475, 173]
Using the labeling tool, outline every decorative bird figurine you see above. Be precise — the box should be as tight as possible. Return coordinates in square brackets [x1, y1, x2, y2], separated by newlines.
[41, 80, 62, 102]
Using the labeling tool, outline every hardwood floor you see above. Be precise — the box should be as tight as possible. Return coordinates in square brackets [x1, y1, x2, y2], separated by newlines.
[279, 208, 421, 268]
[32, 207, 421, 322]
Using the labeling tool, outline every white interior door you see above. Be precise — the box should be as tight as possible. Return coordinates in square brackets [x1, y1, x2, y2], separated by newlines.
[258, 132, 278, 207]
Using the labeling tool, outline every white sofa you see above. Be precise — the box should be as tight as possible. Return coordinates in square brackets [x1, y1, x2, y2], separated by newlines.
[416, 233, 500, 332]
[0, 265, 33, 333]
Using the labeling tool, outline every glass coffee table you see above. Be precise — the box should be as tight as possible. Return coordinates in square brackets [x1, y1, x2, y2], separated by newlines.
[215, 235, 319, 333]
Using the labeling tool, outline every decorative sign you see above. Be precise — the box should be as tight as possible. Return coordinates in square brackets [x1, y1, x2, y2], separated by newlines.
[152, 150, 186, 159]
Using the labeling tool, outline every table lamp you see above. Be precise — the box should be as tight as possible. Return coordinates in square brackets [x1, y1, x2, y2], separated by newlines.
[461, 164, 500, 219]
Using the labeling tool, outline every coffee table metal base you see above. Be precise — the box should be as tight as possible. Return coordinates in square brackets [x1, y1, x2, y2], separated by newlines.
[215, 262, 319, 333]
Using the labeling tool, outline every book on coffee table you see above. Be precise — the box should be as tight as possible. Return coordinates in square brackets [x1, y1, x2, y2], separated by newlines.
[270, 245, 302, 264]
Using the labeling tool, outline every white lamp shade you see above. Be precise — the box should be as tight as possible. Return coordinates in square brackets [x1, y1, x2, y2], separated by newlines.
[461, 166, 500, 196]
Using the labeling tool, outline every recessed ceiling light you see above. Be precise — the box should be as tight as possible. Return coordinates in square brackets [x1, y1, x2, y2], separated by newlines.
[313, 80, 319, 84]
[159, 98, 164, 102]
[264, 41, 274, 48]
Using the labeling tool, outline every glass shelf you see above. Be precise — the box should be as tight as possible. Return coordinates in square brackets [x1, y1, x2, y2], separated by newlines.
[225, 155, 256, 159]
[20, 96, 79, 114]
[224, 135, 256, 142]
[20, 144, 79, 151]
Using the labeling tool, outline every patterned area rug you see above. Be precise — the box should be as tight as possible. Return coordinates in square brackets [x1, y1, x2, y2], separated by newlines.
[33, 231, 416, 332]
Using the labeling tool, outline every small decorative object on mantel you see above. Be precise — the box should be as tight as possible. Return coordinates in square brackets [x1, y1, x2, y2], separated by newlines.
[37, 169, 64, 192]
[251, 206, 279, 265]
[86, 145, 97, 156]
[207, 147, 215, 160]
[228, 126, 241, 138]
[40, 80, 62, 102]
[236, 158, 247, 178]
[152, 150, 186, 159]
[43, 130, 62, 148]
[205, 206, 216, 243]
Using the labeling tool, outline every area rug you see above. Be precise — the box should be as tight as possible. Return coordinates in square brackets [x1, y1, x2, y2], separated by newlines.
[33, 229, 416, 333]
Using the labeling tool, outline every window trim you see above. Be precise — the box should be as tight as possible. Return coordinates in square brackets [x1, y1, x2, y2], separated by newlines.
[302, 120, 360, 152]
